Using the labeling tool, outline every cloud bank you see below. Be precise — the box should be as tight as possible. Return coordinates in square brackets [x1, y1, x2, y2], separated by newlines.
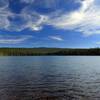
[0, 0, 100, 35]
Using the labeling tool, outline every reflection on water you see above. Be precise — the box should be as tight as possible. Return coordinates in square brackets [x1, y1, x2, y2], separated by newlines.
[0, 56, 100, 100]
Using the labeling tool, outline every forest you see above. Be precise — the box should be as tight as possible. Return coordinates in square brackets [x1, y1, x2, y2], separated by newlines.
[0, 48, 100, 56]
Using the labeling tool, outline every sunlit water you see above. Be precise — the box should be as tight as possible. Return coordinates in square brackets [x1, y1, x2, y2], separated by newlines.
[0, 56, 100, 100]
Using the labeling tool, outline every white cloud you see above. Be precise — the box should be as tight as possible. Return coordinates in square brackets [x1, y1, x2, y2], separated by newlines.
[0, 0, 46, 31]
[49, 36, 63, 41]
[96, 41, 100, 45]
[0, 35, 32, 44]
[30, 15, 48, 31]
[75, 5, 100, 36]
[0, 0, 99, 36]
[47, 0, 100, 36]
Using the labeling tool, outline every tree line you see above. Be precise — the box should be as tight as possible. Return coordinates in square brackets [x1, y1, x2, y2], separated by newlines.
[0, 48, 100, 56]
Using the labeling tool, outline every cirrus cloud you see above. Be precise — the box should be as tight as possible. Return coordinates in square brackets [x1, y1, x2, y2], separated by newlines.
[49, 36, 63, 41]
[0, 35, 32, 44]
[0, 0, 99, 36]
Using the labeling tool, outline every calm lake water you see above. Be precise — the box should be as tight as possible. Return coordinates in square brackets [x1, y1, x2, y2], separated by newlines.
[0, 56, 100, 100]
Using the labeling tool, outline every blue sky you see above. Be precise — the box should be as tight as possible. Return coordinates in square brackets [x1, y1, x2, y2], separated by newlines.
[0, 0, 100, 48]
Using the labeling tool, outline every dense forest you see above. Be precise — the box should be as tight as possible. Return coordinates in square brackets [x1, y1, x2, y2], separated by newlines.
[0, 48, 100, 56]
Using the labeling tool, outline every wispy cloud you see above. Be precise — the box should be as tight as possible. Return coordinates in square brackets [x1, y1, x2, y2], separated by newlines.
[49, 36, 63, 41]
[96, 41, 100, 45]
[0, 35, 32, 44]
[47, 0, 100, 36]
[0, 0, 100, 36]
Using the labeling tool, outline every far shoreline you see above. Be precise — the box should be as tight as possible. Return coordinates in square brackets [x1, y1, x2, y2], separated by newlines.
[0, 48, 100, 56]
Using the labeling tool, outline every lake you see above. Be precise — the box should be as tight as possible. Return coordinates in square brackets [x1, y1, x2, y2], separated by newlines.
[0, 56, 100, 100]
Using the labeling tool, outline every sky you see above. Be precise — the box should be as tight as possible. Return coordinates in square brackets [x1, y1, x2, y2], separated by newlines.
[0, 0, 100, 48]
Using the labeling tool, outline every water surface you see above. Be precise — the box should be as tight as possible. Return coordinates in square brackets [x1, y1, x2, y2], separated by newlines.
[0, 56, 100, 100]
